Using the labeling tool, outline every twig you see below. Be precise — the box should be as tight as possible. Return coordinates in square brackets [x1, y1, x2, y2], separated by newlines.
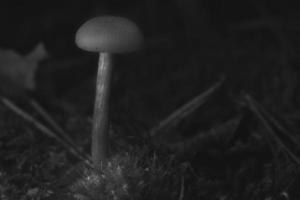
[150, 77, 225, 137]
[1, 96, 92, 167]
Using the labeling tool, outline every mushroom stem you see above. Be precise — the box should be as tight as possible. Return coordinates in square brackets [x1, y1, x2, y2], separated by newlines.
[92, 52, 112, 167]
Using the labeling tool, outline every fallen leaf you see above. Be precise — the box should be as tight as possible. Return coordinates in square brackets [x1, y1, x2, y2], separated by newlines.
[0, 43, 49, 96]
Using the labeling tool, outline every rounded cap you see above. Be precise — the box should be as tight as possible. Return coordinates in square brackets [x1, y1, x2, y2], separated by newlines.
[75, 16, 143, 53]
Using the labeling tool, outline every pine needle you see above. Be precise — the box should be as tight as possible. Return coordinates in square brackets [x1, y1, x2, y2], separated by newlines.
[244, 93, 300, 165]
[150, 77, 225, 137]
[1, 96, 92, 167]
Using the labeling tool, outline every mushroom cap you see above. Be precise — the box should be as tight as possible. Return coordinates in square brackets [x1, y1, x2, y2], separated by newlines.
[75, 16, 143, 53]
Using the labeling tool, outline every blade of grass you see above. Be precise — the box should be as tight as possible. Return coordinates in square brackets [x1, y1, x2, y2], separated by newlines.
[150, 77, 225, 137]
[1, 96, 92, 167]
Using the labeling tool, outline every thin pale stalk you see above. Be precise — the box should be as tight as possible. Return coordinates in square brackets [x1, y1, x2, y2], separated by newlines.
[92, 53, 112, 167]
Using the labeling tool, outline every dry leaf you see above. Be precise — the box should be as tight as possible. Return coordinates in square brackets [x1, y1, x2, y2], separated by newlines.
[0, 43, 49, 96]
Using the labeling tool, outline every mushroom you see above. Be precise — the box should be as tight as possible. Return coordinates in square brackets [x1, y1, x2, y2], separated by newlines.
[75, 16, 143, 167]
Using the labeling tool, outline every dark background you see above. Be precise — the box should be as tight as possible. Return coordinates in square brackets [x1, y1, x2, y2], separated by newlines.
[0, 0, 299, 153]
[0, 0, 299, 119]
[0, 0, 298, 52]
